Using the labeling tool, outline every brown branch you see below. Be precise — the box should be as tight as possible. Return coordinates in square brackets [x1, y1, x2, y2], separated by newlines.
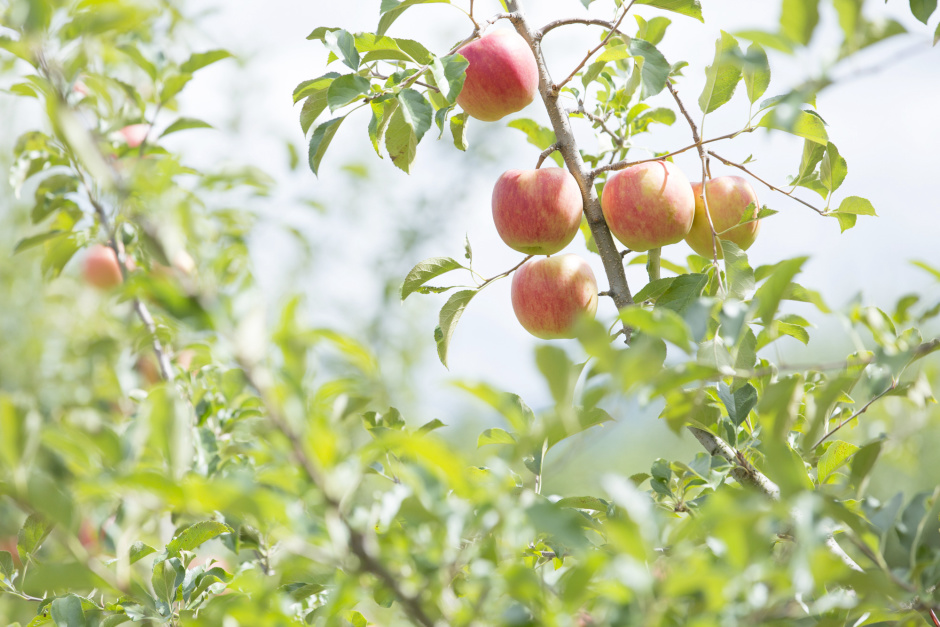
[688, 427, 781, 499]
[506, 0, 634, 344]
[241, 366, 437, 627]
[811, 379, 898, 450]
[539, 17, 624, 39]
[478, 254, 533, 288]
[551, 2, 634, 95]
[708, 151, 826, 215]
[572, 105, 624, 149]
[592, 128, 754, 176]
[535, 143, 560, 169]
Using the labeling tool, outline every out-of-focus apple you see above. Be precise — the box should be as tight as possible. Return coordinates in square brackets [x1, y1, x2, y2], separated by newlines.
[119, 124, 150, 148]
[601, 161, 695, 252]
[0, 536, 21, 567]
[511, 255, 598, 340]
[456, 30, 539, 122]
[492, 168, 583, 255]
[685, 176, 760, 259]
[82, 245, 123, 289]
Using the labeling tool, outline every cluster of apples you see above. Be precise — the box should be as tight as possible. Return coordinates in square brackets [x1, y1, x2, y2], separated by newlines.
[458, 29, 763, 340]
[471, 30, 766, 340]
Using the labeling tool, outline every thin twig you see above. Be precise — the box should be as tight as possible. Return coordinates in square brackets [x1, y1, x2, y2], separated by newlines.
[708, 151, 826, 215]
[811, 379, 898, 450]
[572, 104, 624, 149]
[478, 255, 533, 288]
[535, 143, 560, 169]
[592, 129, 753, 176]
[552, 2, 634, 95]
[539, 17, 625, 39]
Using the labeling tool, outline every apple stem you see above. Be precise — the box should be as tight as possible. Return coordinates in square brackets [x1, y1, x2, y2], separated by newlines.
[535, 142, 560, 169]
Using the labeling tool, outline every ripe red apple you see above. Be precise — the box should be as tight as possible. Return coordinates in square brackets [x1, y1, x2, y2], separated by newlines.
[82, 245, 123, 289]
[119, 123, 150, 148]
[456, 30, 539, 122]
[600, 161, 695, 252]
[685, 176, 760, 259]
[492, 168, 583, 255]
[511, 255, 598, 340]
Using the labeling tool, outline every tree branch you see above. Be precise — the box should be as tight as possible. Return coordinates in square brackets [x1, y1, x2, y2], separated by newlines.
[707, 151, 826, 215]
[551, 2, 634, 95]
[535, 143, 560, 169]
[506, 0, 634, 343]
[539, 17, 624, 39]
[592, 128, 754, 176]
[811, 379, 899, 450]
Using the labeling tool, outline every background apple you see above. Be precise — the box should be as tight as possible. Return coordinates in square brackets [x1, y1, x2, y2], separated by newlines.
[456, 30, 539, 122]
[82, 244, 123, 289]
[600, 161, 695, 252]
[119, 124, 150, 148]
[492, 168, 583, 255]
[511, 254, 598, 340]
[685, 176, 760, 258]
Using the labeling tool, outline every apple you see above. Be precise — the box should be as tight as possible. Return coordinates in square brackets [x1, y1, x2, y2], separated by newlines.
[492, 168, 583, 255]
[600, 161, 695, 252]
[82, 245, 123, 289]
[685, 176, 760, 259]
[511, 255, 598, 340]
[119, 123, 150, 148]
[456, 30, 539, 122]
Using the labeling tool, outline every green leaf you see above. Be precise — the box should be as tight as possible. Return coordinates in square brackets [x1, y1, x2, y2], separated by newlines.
[401, 256, 464, 300]
[308, 116, 346, 176]
[477, 428, 516, 447]
[555, 496, 609, 511]
[129, 541, 156, 565]
[386, 88, 433, 173]
[117, 44, 157, 80]
[818, 440, 860, 483]
[634, 0, 704, 22]
[753, 256, 807, 324]
[735, 29, 794, 54]
[166, 521, 232, 557]
[656, 273, 708, 313]
[326, 74, 371, 111]
[14, 230, 66, 254]
[152, 557, 184, 604]
[620, 306, 693, 353]
[0, 551, 13, 579]
[849, 439, 883, 488]
[159, 73, 192, 103]
[742, 42, 770, 104]
[718, 382, 758, 426]
[832, 195, 876, 216]
[758, 109, 828, 145]
[628, 39, 671, 100]
[160, 117, 213, 137]
[428, 53, 468, 103]
[633, 277, 676, 303]
[18, 513, 52, 558]
[436, 289, 477, 368]
[820, 142, 847, 193]
[780, 0, 820, 45]
[50, 595, 86, 627]
[722, 241, 755, 300]
[935, 20, 940, 45]
[368, 98, 397, 156]
[323, 29, 359, 70]
[507, 118, 557, 151]
[179, 49, 232, 74]
[699, 31, 742, 114]
[450, 112, 468, 151]
[377, 0, 451, 38]
[453, 382, 535, 432]
[911, 260, 940, 282]
[354, 33, 431, 64]
[635, 15, 672, 45]
[293, 72, 340, 104]
[910, 0, 937, 24]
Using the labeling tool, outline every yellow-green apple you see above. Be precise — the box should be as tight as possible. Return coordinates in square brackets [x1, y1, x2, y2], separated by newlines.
[685, 176, 760, 259]
[492, 168, 583, 255]
[82, 245, 123, 289]
[601, 161, 695, 251]
[511, 255, 598, 340]
[456, 30, 538, 122]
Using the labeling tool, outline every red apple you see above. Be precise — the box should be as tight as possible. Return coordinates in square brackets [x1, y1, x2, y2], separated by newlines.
[119, 124, 150, 148]
[492, 168, 583, 255]
[600, 161, 695, 252]
[456, 30, 539, 122]
[685, 176, 760, 259]
[82, 245, 123, 289]
[511, 255, 598, 340]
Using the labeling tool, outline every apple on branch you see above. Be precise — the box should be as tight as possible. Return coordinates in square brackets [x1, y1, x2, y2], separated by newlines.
[685, 176, 761, 259]
[456, 30, 539, 122]
[511, 255, 598, 340]
[492, 168, 583, 255]
[601, 161, 695, 252]
[82, 244, 124, 289]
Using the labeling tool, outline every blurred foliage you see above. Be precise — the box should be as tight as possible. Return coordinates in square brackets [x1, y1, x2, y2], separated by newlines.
[0, 0, 939, 626]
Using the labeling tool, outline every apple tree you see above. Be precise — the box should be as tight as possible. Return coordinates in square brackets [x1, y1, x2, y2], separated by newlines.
[1, 0, 940, 625]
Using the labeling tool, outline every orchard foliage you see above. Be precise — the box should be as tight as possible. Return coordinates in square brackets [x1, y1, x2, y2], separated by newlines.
[0, 0, 939, 626]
